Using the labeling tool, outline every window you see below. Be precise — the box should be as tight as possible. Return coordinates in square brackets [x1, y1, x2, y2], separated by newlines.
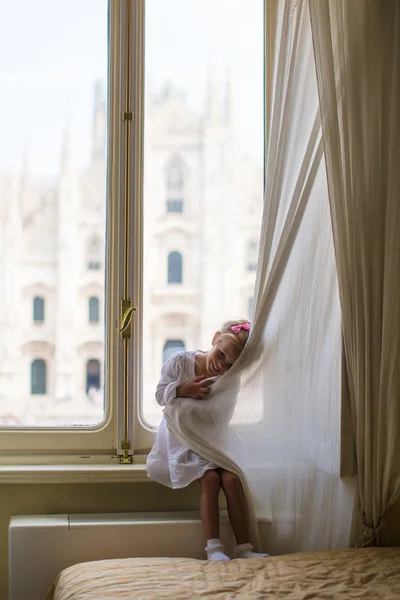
[166, 199, 183, 213]
[87, 237, 102, 271]
[141, 0, 264, 427]
[246, 240, 259, 272]
[31, 359, 47, 395]
[167, 251, 183, 284]
[0, 0, 111, 453]
[86, 359, 101, 393]
[33, 296, 45, 323]
[163, 340, 185, 364]
[168, 165, 183, 188]
[0, 0, 264, 458]
[166, 162, 185, 213]
[89, 297, 100, 323]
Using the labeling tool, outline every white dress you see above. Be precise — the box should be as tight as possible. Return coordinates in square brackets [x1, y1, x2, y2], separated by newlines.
[146, 351, 218, 489]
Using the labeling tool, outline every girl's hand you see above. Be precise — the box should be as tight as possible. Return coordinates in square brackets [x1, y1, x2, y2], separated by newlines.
[176, 376, 211, 400]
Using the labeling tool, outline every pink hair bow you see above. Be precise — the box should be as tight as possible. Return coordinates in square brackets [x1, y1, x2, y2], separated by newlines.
[231, 323, 250, 334]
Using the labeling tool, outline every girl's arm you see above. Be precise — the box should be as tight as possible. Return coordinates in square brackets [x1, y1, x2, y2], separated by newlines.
[155, 352, 186, 406]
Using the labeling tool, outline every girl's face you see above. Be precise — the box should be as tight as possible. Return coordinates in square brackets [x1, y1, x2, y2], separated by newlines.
[206, 336, 241, 377]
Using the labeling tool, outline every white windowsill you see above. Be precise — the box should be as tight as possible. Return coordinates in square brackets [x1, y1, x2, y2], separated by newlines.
[0, 455, 150, 485]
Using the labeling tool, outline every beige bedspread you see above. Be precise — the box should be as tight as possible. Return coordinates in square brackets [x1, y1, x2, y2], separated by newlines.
[45, 547, 400, 599]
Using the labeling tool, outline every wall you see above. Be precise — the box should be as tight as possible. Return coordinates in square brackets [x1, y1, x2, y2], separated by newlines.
[0, 481, 199, 599]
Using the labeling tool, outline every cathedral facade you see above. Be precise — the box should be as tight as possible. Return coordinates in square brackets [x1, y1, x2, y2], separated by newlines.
[0, 79, 262, 427]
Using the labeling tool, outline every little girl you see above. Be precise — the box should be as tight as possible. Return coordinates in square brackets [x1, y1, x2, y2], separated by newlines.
[147, 319, 267, 561]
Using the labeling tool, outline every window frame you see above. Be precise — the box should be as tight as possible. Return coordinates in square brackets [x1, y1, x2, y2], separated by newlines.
[167, 251, 183, 284]
[88, 296, 100, 323]
[30, 359, 47, 395]
[130, 0, 267, 448]
[87, 236, 103, 271]
[166, 198, 183, 213]
[0, 0, 132, 456]
[166, 160, 185, 214]
[1, 0, 268, 460]
[86, 358, 102, 393]
[33, 296, 45, 323]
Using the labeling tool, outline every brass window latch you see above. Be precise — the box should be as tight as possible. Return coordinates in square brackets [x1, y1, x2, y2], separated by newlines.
[118, 299, 137, 339]
[120, 441, 132, 464]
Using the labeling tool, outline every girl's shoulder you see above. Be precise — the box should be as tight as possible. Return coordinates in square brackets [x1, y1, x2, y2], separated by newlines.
[173, 350, 203, 360]
[174, 350, 199, 365]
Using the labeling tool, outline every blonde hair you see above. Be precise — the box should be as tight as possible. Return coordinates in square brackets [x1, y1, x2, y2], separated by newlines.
[216, 319, 250, 353]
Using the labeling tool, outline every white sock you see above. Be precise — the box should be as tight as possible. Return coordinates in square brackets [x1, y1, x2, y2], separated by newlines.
[235, 542, 269, 559]
[205, 538, 230, 561]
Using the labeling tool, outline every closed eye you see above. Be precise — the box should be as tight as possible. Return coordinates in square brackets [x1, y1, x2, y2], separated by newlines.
[219, 351, 233, 369]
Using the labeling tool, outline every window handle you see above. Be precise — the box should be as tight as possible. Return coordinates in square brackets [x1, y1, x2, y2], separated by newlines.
[118, 300, 137, 339]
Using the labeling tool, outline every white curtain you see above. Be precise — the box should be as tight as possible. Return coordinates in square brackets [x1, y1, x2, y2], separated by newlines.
[165, 0, 356, 555]
[309, 0, 400, 547]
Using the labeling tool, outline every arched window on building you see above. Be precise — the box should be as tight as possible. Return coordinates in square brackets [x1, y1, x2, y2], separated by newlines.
[87, 236, 102, 270]
[88, 297, 100, 323]
[86, 359, 101, 393]
[166, 163, 185, 213]
[33, 296, 45, 323]
[167, 251, 183, 283]
[163, 340, 185, 364]
[31, 359, 47, 395]
[246, 239, 258, 272]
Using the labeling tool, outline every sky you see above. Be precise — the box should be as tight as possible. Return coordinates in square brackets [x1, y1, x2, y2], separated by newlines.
[0, 0, 264, 181]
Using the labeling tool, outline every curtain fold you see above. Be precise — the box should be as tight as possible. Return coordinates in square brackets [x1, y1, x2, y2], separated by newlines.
[309, 0, 400, 547]
[165, 0, 356, 554]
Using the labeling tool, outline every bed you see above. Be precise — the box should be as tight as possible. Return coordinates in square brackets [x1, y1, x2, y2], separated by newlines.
[45, 547, 400, 599]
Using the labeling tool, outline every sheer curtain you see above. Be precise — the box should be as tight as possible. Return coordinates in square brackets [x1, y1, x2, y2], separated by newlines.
[310, 0, 400, 547]
[165, 0, 356, 555]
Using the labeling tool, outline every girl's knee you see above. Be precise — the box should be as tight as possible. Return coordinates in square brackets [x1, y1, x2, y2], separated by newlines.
[201, 469, 221, 492]
[221, 471, 242, 494]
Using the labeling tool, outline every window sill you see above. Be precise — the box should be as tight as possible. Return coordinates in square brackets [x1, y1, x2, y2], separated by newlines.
[0, 457, 150, 485]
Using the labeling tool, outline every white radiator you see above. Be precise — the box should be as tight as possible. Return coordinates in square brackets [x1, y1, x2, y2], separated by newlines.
[9, 511, 233, 600]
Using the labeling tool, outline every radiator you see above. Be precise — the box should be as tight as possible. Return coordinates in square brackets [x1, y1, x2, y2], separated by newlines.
[9, 511, 234, 600]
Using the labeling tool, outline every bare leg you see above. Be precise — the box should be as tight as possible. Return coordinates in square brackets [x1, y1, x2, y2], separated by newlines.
[200, 469, 221, 540]
[220, 470, 248, 544]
